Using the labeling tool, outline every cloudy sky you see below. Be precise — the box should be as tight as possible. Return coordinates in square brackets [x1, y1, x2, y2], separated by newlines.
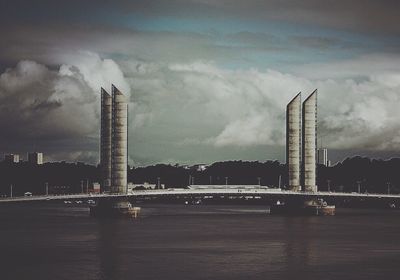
[1, 0, 400, 166]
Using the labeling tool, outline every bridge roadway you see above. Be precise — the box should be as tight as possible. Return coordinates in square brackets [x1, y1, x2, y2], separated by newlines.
[1, 188, 400, 203]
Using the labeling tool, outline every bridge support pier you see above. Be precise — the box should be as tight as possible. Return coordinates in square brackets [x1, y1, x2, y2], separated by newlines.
[90, 197, 140, 218]
[270, 197, 335, 216]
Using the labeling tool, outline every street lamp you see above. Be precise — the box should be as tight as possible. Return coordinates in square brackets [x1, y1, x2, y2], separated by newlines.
[357, 181, 361, 193]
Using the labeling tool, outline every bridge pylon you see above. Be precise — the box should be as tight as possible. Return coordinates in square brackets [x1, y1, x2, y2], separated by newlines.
[286, 90, 318, 193]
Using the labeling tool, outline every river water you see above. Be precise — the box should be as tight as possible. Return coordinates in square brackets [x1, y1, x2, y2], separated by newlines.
[0, 202, 400, 280]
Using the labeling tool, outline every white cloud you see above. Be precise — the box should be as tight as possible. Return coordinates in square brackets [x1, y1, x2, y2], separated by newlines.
[2, 52, 400, 165]
[125, 56, 400, 156]
[58, 51, 131, 97]
[211, 114, 275, 146]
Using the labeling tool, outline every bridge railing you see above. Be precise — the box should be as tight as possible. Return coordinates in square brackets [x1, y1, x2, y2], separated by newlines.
[1, 188, 400, 202]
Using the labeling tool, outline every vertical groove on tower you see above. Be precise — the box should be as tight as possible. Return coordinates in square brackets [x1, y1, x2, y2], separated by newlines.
[302, 89, 317, 192]
[111, 85, 128, 193]
[100, 88, 112, 192]
[286, 93, 302, 191]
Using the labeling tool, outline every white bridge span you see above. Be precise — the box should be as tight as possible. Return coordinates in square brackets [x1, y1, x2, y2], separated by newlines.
[1, 188, 400, 203]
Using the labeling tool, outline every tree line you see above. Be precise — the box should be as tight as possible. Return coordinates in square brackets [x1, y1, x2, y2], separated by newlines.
[0, 156, 399, 196]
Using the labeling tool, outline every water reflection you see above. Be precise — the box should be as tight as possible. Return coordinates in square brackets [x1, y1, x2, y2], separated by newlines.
[96, 220, 121, 280]
[1, 204, 397, 280]
[282, 217, 316, 278]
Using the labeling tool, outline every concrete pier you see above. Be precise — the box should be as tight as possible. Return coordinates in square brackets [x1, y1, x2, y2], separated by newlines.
[90, 198, 140, 218]
[270, 197, 335, 216]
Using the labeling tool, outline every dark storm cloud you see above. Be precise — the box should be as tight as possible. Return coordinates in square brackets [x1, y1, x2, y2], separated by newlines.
[0, 24, 208, 62]
[1, 0, 400, 35]
[1, 0, 398, 70]
[0, 60, 94, 141]
[203, 0, 400, 35]
[0, 0, 397, 70]
[0, 55, 130, 163]
[0, 23, 364, 75]
[289, 36, 340, 50]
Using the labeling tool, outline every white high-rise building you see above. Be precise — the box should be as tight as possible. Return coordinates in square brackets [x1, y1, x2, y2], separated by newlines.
[317, 148, 328, 166]
[28, 152, 43, 165]
[4, 154, 19, 163]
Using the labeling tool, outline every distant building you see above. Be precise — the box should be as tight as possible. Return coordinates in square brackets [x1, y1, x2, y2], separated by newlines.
[90, 182, 101, 194]
[193, 164, 208, 171]
[317, 148, 328, 166]
[28, 152, 43, 165]
[4, 154, 19, 163]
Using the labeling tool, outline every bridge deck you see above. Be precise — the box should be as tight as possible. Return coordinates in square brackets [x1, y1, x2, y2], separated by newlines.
[1, 189, 400, 203]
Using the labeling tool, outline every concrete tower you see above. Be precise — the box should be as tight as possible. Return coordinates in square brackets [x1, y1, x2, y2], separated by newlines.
[100, 88, 112, 191]
[111, 85, 128, 193]
[302, 90, 317, 192]
[286, 93, 301, 191]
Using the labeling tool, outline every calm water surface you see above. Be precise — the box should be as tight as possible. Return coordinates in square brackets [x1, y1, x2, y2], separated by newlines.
[1, 203, 400, 280]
